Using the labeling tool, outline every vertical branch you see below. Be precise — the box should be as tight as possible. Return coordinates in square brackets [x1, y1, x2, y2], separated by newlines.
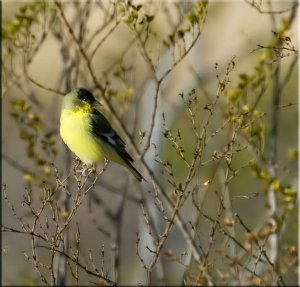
[111, 180, 128, 282]
[53, 148, 72, 286]
[266, 63, 280, 268]
[53, 29, 73, 284]
[265, 0, 298, 271]
[269, 65, 281, 166]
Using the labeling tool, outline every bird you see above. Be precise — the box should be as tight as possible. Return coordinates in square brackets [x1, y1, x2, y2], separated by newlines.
[60, 88, 144, 181]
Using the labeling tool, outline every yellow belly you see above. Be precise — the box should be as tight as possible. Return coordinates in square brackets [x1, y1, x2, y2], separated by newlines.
[60, 109, 105, 165]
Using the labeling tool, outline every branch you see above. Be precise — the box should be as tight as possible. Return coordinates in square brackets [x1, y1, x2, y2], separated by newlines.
[38, 245, 116, 285]
[245, 0, 298, 14]
[54, 2, 204, 269]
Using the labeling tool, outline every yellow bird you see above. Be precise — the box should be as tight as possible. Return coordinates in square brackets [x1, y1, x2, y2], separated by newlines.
[60, 88, 144, 181]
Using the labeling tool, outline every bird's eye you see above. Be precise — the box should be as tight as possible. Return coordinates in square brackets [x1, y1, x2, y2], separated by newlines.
[83, 98, 87, 102]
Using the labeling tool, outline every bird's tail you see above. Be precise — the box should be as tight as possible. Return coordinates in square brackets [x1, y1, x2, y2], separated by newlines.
[111, 144, 146, 182]
[125, 160, 146, 182]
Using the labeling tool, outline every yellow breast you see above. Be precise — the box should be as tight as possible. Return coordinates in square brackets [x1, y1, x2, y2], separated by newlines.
[60, 108, 105, 165]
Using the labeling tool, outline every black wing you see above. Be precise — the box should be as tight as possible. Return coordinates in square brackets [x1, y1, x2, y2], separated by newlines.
[90, 109, 144, 181]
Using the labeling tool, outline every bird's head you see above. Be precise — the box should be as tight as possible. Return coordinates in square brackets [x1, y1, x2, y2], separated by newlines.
[62, 88, 101, 110]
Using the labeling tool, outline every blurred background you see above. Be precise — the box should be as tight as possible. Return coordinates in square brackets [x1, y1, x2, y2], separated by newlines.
[2, 1, 298, 285]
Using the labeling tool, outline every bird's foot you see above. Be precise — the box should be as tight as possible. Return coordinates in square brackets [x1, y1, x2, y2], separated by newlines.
[86, 166, 96, 175]
[76, 164, 96, 176]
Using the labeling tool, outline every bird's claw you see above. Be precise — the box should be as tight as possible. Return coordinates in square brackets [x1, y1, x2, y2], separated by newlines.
[76, 165, 96, 176]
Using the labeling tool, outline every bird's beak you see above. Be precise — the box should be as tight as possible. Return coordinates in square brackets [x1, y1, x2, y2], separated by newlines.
[95, 99, 102, 107]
